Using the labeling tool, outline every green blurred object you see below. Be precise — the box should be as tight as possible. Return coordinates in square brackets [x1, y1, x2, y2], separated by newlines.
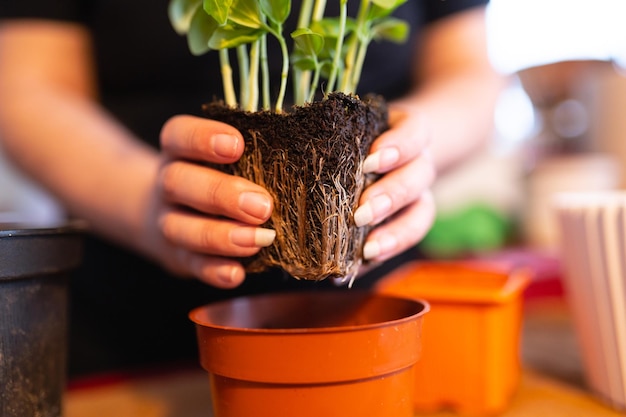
[420, 203, 512, 259]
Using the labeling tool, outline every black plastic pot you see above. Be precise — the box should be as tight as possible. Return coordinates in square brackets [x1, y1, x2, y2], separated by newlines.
[0, 222, 83, 417]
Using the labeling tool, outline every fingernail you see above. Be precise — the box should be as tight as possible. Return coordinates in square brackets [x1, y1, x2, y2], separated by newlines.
[363, 234, 398, 260]
[230, 227, 276, 247]
[239, 192, 272, 221]
[255, 228, 276, 246]
[354, 203, 374, 227]
[354, 194, 392, 227]
[363, 147, 400, 173]
[212, 133, 240, 158]
[215, 265, 241, 285]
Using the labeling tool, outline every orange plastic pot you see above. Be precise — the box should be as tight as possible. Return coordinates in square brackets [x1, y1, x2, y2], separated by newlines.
[189, 290, 429, 417]
[375, 261, 531, 416]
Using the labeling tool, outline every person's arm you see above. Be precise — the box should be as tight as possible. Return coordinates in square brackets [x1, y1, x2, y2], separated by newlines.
[0, 7, 504, 283]
[352, 6, 507, 263]
[0, 21, 157, 248]
[399, 6, 506, 173]
[0, 20, 274, 287]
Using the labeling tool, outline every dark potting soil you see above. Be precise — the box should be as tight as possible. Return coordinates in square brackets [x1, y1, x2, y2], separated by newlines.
[202, 93, 389, 281]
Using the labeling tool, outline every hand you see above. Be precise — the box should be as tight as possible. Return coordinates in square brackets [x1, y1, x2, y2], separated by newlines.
[153, 115, 276, 288]
[353, 107, 436, 265]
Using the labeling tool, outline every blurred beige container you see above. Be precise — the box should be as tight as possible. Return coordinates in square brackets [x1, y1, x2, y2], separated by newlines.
[525, 153, 620, 250]
[553, 191, 626, 411]
[589, 65, 626, 189]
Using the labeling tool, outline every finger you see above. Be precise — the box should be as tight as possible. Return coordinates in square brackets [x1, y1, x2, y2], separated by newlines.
[160, 115, 244, 164]
[362, 190, 436, 263]
[354, 151, 435, 227]
[160, 208, 276, 258]
[363, 109, 431, 174]
[159, 161, 273, 224]
[173, 248, 247, 288]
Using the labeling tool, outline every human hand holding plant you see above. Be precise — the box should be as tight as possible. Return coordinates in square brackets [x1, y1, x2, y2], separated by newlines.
[152, 115, 277, 288]
[164, 0, 431, 283]
[354, 107, 436, 265]
[151, 108, 435, 288]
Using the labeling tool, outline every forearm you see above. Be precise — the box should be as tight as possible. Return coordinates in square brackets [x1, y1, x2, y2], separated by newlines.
[0, 85, 160, 255]
[392, 6, 507, 174]
[0, 21, 162, 257]
[393, 69, 505, 173]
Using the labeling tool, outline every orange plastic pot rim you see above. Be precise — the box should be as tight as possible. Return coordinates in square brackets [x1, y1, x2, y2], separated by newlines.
[189, 291, 430, 383]
[189, 290, 429, 333]
[377, 261, 532, 305]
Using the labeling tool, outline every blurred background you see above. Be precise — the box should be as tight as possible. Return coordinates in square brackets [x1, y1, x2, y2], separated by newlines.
[2, 0, 626, 258]
[4, 3, 626, 411]
[420, 0, 626, 259]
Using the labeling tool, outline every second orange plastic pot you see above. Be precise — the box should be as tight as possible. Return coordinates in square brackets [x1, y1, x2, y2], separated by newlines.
[376, 261, 531, 416]
[189, 290, 429, 417]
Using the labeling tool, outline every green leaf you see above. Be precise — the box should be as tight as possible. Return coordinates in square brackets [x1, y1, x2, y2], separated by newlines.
[291, 28, 324, 55]
[260, 0, 291, 24]
[229, 0, 264, 29]
[209, 25, 265, 49]
[188, 6, 219, 55]
[203, 0, 233, 25]
[370, 0, 407, 10]
[367, 0, 407, 20]
[291, 53, 318, 71]
[372, 18, 409, 43]
[309, 18, 336, 38]
[315, 34, 347, 62]
[168, 0, 202, 34]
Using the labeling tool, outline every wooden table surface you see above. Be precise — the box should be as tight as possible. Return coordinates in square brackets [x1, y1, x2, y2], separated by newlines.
[64, 295, 625, 417]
